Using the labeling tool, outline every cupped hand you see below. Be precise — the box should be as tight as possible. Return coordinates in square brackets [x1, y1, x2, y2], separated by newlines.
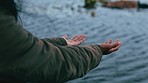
[100, 39, 122, 55]
[62, 34, 86, 46]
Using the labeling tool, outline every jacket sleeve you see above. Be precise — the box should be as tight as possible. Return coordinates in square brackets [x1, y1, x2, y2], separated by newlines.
[37, 42, 103, 82]
[26, 40, 103, 83]
[42, 38, 67, 46]
[0, 11, 103, 83]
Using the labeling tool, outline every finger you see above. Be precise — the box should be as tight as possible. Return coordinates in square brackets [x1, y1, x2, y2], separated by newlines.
[73, 34, 85, 41]
[108, 39, 112, 44]
[72, 36, 79, 41]
[79, 38, 86, 44]
[72, 34, 83, 40]
[78, 35, 86, 41]
[76, 36, 86, 45]
[114, 39, 120, 42]
[109, 45, 120, 52]
[111, 42, 119, 48]
[70, 34, 86, 45]
[104, 40, 108, 44]
[109, 42, 122, 52]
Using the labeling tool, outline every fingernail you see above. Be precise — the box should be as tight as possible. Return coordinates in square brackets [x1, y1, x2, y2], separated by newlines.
[118, 42, 122, 45]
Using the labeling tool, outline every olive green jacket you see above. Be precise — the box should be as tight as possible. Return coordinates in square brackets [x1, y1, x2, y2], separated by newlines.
[0, 9, 103, 83]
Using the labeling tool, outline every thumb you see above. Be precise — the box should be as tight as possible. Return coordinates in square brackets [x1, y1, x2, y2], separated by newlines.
[62, 35, 68, 39]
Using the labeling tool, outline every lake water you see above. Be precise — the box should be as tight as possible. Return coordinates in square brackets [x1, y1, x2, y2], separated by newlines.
[21, 0, 148, 83]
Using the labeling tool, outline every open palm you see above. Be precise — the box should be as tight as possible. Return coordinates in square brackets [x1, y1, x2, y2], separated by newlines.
[100, 39, 122, 55]
[62, 34, 86, 46]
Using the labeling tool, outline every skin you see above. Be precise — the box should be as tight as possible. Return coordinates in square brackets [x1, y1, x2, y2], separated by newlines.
[62, 34, 86, 46]
[100, 39, 122, 55]
[62, 34, 122, 55]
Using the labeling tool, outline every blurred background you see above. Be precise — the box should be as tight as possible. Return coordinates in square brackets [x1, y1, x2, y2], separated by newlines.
[20, 0, 148, 83]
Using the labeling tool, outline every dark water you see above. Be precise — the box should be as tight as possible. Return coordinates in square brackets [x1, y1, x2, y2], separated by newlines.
[21, 0, 148, 83]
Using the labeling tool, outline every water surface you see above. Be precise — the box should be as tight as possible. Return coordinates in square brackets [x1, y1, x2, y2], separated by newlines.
[21, 0, 148, 83]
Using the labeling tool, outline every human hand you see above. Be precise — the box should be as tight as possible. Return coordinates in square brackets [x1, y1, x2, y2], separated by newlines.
[62, 34, 86, 46]
[99, 39, 122, 55]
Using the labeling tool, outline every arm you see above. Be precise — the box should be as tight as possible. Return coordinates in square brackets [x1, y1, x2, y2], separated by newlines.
[42, 34, 86, 46]
[42, 38, 67, 46]
[31, 41, 103, 82]
[0, 10, 121, 83]
[0, 11, 103, 82]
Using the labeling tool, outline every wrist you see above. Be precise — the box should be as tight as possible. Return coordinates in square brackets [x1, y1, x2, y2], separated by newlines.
[98, 45, 104, 54]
